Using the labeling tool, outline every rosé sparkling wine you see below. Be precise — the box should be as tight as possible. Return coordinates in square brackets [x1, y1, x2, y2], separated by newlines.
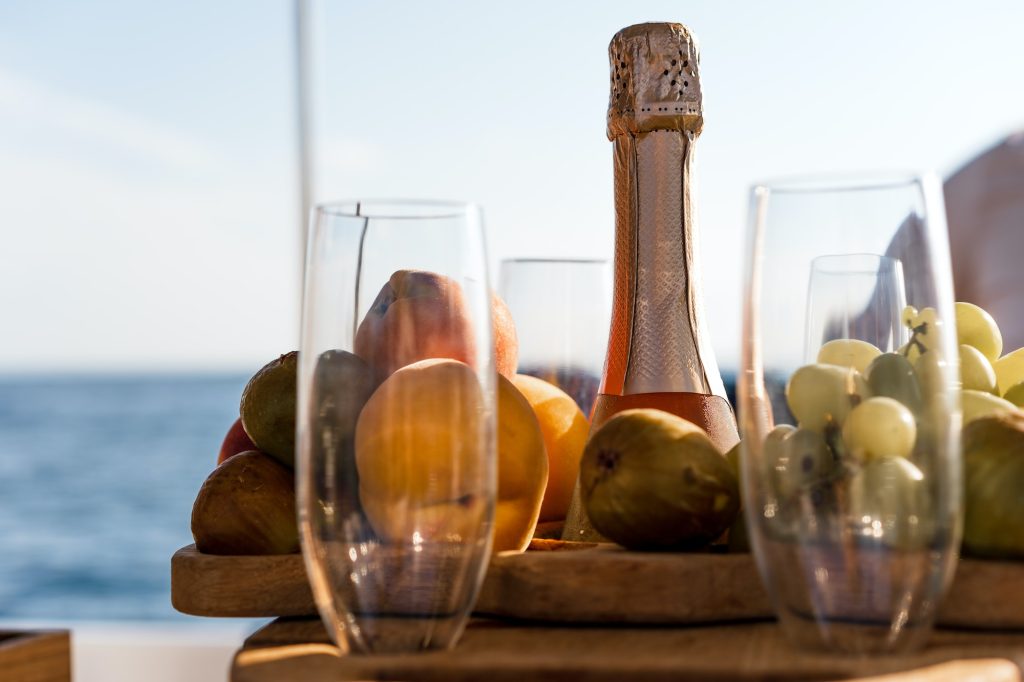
[563, 23, 739, 541]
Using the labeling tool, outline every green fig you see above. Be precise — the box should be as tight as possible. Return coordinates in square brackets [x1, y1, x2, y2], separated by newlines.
[309, 349, 376, 531]
[579, 409, 739, 551]
[240, 351, 298, 468]
[962, 412, 1024, 559]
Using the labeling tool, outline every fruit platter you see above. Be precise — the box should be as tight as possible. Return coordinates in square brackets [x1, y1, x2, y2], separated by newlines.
[173, 280, 1024, 631]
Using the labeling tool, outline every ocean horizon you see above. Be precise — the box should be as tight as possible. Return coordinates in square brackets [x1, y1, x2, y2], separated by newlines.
[0, 372, 253, 622]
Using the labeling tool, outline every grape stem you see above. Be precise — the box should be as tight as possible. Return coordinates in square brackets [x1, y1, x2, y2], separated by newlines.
[902, 321, 929, 357]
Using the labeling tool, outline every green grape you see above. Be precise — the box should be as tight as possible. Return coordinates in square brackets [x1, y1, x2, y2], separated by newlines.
[785, 363, 870, 432]
[784, 428, 834, 483]
[959, 344, 997, 394]
[847, 456, 929, 550]
[761, 424, 794, 490]
[816, 339, 882, 374]
[914, 350, 955, 397]
[956, 301, 1003, 362]
[866, 352, 923, 414]
[1003, 381, 1024, 408]
[913, 350, 956, 452]
[901, 305, 918, 329]
[962, 389, 1018, 424]
[764, 426, 830, 498]
[842, 397, 917, 460]
[994, 347, 1024, 396]
[760, 425, 794, 466]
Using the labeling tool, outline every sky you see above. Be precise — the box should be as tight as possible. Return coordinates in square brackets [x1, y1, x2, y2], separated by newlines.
[0, 0, 1021, 373]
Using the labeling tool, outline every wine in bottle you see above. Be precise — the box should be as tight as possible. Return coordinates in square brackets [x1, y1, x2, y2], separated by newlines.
[563, 22, 740, 541]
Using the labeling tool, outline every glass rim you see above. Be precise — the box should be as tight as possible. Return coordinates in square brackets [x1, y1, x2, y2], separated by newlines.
[500, 257, 608, 265]
[313, 199, 479, 220]
[751, 170, 938, 196]
[809, 253, 903, 274]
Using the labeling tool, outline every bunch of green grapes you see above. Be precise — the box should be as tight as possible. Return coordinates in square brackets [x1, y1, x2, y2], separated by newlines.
[750, 300, 1024, 550]
[768, 336, 927, 548]
[939, 302, 1024, 418]
[937, 302, 1024, 560]
[764, 301, 1012, 548]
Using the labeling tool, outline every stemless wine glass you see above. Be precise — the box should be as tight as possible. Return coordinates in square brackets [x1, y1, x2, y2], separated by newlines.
[297, 200, 496, 654]
[739, 173, 962, 654]
[498, 258, 611, 417]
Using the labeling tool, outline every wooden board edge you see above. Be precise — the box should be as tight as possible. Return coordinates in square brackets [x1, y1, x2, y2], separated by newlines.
[172, 544, 314, 618]
[173, 544, 1024, 630]
[0, 630, 71, 682]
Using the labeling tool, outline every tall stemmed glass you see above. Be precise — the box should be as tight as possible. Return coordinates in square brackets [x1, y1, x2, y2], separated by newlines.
[740, 174, 961, 654]
[297, 200, 496, 653]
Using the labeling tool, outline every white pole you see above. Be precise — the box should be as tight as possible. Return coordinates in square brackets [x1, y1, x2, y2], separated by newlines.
[294, 0, 313, 284]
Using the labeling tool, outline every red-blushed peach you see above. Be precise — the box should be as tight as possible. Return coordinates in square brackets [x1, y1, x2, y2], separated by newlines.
[353, 270, 518, 380]
[217, 417, 257, 465]
[491, 292, 518, 379]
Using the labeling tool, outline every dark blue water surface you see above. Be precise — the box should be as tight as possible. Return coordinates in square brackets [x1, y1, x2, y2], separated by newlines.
[0, 374, 249, 620]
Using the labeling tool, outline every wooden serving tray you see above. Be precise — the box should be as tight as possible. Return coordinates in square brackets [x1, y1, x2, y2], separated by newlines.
[0, 630, 71, 682]
[232, 617, 1024, 682]
[172, 542, 772, 624]
[171, 542, 1024, 629]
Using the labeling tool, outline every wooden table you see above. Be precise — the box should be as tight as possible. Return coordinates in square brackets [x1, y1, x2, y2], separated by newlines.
[231, 618, 1024, 681]
[0, 630, 71, 682]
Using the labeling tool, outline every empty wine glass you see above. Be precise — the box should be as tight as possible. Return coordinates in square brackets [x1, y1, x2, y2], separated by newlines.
[739, 173, 961, 654]
[804, 254, 908, 365]
[297, 200, 496, 653]
[498, 258, 611, 417]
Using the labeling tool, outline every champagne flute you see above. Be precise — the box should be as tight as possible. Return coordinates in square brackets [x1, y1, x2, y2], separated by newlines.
[739, 173, 961, 654]
[498, 258, 611, 417]
[297, 200, 496, 653]
[804, 254, 908, 365]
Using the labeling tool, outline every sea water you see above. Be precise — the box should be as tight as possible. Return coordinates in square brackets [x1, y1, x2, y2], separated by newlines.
[0, 373, 250, 621]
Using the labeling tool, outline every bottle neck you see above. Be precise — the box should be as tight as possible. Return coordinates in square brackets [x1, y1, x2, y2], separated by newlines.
[601, 129, 726, 398]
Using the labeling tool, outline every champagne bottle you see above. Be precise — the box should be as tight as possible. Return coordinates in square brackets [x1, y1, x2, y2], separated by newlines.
[563, 22, 740, 541]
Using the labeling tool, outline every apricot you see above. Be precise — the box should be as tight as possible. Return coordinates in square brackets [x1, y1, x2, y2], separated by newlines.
[494, 373, 549, 551]
[511, 374, 589, 522]
[355, 359, 547, 552]
[353, 270, 518, 381]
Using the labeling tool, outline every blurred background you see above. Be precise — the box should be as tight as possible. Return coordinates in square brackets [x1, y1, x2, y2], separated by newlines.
[0, 1, 1021, 679]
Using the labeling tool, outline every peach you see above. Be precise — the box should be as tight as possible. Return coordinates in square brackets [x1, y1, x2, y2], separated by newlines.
[511, 374, 590, 522]
[355, 359, 547, 552]
[217, 417, 257, 465]
[353, 270, 518, 380]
